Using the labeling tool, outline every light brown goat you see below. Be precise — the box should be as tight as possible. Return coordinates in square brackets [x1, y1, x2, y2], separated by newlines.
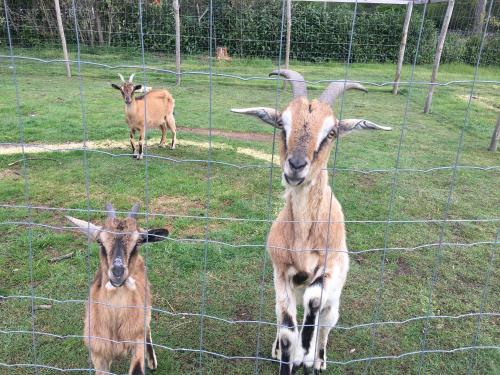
[66, 204, 169, 375]
[112, 73, 177, 159]
[232, 70, 390, 374]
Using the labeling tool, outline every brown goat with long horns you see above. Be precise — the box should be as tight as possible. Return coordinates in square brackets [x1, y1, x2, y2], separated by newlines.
[66, 204, 169, 375]
[232, 70, 391, 374]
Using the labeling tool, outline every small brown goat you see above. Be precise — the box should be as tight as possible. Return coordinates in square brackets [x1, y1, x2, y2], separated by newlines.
[66, 204, 169, 375]
[232, 70, 391, 374]
[112, 73, 177, 159]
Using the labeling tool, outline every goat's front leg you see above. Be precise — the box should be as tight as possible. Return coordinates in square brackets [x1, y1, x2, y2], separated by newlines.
[146, 328, 158, 370]
[297, 273, 341, 373]
[137, 129, 145, 160]
[130, 129, 138, 158]
[314, 296, 340, 373]
[273, 269, 299, 375]
[295, 275, 330, 373]
[91, 352, 111, 375]
[129, 341, 146, 375]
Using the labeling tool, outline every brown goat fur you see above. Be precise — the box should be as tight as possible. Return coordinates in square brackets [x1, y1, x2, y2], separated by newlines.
[67, 204, 169, 375]
[112, 73, 177, 159]
[232, 70, 390, 374]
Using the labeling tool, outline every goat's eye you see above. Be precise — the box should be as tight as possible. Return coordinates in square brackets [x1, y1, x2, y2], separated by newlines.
[99, 244, 107, 257]
[328, 129, 336, 139]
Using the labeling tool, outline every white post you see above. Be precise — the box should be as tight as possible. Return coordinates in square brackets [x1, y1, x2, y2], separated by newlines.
[54, 0, 71, 78]
[423, 0, 454, 114]
[392, 1, 413, 95]
[488, 114, 500, 152]
[173, 0, 181, 86]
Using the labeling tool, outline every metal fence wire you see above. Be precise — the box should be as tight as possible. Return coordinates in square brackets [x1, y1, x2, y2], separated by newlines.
[1, 0, 499, 374]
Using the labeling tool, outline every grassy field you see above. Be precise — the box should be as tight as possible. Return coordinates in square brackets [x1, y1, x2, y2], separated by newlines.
[0, 48, 499, 374]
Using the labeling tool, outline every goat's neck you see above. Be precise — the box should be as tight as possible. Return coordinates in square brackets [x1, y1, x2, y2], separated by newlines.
[124, 101, 136, 114]
[285, 170, 330, 233]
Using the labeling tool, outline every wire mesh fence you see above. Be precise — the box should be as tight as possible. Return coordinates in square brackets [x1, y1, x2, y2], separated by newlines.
[1, 0, 499, 374]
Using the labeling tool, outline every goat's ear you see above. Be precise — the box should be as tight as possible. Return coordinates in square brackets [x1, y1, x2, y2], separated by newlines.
[141, 228, 169, 243]
[336, 119, 392, 137]
[65, 216, 102, 241]
[111, 83, 121, 91]
[231, 107, 282, 129]
[133, 85, 143, 92]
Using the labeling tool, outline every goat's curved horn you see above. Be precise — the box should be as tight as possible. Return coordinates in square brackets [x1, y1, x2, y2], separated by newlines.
[118, 73, 126, 83]
[269, 69, 307, 98]
[128, 73, 136, 83]
[318, 81, 367, 106]
[105, 203, 116, 219]
[128, 203, 140, 219]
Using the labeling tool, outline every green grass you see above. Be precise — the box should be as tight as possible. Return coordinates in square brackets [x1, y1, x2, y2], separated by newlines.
[0, 48, 499, 374]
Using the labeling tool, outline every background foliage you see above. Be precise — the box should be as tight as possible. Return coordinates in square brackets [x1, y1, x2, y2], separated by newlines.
[1, 0, 499, 65]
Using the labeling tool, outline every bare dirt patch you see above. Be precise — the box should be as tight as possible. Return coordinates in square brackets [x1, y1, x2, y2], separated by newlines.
[458, 94, 500, 111]
[395, 256, 412, 276]
[150, 195, 205, 216]
[0, 169, 21, 179]
[179, 126, 273, 142]
[0, 131, 278, 165]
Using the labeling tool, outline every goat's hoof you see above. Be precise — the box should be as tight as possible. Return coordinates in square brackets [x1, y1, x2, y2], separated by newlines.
[271, 339, 280, 360]
[159, 143, 167, 148]
[137, 154, 144, 160]
[315, 360, 326, 373]
[169, 145, 176, 150]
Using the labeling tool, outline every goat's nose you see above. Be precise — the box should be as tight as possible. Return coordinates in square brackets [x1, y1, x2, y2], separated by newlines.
[111, 266, 124, 278]
[288, 156, 307, 171]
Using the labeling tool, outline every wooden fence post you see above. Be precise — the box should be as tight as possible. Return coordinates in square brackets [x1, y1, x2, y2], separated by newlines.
[423, 0, 454, 114]
[488, 114, 500, 152]
[392, 1, 413, 95]
[54, 0, 71, 78]
[285, 0, 291, 70]
[173, 0, 181, 86]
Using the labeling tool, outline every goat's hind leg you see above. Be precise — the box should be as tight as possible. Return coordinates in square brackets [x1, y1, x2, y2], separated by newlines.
[166, 114, 177, 149]
[159, 124, 167, 148]
[146, 328, 158, 370]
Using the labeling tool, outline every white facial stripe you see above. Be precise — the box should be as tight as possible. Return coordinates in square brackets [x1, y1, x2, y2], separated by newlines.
[281, 109, 292, 145]
[316, 116, 335, 150]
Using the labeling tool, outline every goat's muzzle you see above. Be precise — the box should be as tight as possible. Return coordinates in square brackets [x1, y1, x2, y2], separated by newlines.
[283, 153, 309, 187]
[109, 258, 128, 287]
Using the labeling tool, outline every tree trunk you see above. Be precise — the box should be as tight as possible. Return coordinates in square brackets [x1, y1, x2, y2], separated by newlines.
[392, 2, 413, 95]
[488, 114, 500, 152]
[94, 6, 104, 46]
[54, 0, 71, 78]
[423, 0, 454, 114]
[472, 0, 486, 34]
[173, 0, 181, 86]
[107, 4, 113, 47]
[40, 0, 56, 39]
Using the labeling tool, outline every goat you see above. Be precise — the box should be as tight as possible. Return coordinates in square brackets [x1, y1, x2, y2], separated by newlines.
[112, 73, 177, 159]
[66, 203, 169, 375]
[232, 70, 391, 374]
